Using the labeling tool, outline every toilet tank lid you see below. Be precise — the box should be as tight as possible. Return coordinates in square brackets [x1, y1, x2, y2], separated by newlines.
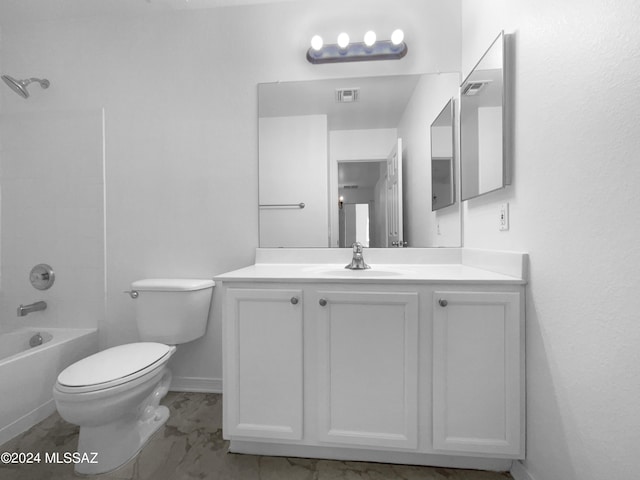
[131, 278, 215, 292]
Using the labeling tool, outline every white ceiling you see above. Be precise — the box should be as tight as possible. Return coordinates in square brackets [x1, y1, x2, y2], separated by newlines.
[259, 75, 422, 131]
[0, 0, 308, 25]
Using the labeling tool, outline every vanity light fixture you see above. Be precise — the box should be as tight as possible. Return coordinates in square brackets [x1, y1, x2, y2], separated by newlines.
[307, 29, 407, 64]
[363, 30, 376, 48]
[337, 32, 350, 50]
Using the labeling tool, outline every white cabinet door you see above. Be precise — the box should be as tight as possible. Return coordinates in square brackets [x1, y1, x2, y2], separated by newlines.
[316, 290, 419, 449]
[224, 288, 304, 440]
[432, 291, 524, 457]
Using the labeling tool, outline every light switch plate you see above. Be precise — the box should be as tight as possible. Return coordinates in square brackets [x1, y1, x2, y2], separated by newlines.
[499, 203, 509, 231]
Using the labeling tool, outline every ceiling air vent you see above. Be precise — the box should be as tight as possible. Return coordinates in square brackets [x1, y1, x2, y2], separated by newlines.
[462, 81, 490, 96]
[343, 185, 359, 189]
[335, 88, 360, 103]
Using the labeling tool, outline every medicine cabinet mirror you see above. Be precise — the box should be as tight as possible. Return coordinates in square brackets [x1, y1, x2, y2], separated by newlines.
[460, 31, 512, 201]
[431, 98, 455, 211]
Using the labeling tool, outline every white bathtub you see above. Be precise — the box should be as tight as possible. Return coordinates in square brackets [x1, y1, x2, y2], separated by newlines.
[0, 327, 98, 446]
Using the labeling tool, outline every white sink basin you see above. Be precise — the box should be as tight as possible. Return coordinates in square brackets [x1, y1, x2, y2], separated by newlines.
[300, 264, 411, 277]
[321, 269, 403, 277]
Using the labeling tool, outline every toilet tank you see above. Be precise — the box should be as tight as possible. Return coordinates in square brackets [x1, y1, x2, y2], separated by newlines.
[131, 279, 215, 344]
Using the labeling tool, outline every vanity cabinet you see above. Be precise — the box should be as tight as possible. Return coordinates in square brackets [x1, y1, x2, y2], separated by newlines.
[223, 287, 304, 440]
[217, 253, 527, 471]
[315, 290, 419, 449]
[432, 291, 524, 456]
[222, 285, 420, 448]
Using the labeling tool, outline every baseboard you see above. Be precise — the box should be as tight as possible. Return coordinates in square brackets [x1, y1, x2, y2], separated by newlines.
[510, 460, 536, 480]
[230, 440, 513, 471]
[170, 376, 222, 393]
[0, 399, 56, 447]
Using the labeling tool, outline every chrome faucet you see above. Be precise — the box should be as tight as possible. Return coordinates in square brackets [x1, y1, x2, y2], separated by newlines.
[17, 301, 47, 317]
[345, 242, 371, 270]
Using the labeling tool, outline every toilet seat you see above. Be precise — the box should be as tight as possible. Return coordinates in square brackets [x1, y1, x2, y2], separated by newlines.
[56, 342, 175, 394]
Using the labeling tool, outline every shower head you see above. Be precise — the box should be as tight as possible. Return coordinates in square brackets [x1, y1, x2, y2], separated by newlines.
[1, 75, 50, 99]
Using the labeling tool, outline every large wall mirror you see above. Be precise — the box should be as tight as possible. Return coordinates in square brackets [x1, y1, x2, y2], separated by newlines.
[431, 98, 455, 211]
[258, 73, 461, 248]
[460, 31, 512, 201]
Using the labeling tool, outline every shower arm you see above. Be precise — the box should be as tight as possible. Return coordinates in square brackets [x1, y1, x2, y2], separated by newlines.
[25, 78, 50, 88]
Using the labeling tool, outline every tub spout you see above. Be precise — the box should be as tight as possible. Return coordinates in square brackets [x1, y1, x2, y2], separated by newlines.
[17, 301, 47, 317]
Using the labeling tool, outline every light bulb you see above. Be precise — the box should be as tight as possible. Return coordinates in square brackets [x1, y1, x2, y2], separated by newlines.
[364, 30, 376, 47]
[337, 32, 350, 49]
[310, 35, 323, 51]
[391, 29, 404, 46]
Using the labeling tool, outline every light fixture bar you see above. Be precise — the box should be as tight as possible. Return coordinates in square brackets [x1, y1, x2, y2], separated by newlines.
[306, 34, 408, 64]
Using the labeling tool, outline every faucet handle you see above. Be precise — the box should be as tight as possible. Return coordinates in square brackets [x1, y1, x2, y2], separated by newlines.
[352, 242, 364, 253]
[391, 241, 409, 247]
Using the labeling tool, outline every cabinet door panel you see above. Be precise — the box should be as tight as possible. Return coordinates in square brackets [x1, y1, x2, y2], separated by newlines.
[317, 291, 418, 449]
[225, 288, 303, 440]
[432, 291, 523, 457]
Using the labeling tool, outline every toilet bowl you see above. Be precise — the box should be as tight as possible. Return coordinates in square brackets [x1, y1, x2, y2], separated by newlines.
[53, 343, 175, 475]
[53, 278, 214, 475]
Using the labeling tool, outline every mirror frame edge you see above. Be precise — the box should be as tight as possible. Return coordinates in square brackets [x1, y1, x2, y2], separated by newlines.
[430, 97, 456, 212]
[503, 31, 514, 187]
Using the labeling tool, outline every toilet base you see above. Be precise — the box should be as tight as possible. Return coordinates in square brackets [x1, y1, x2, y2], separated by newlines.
[73, 371, 172, 475]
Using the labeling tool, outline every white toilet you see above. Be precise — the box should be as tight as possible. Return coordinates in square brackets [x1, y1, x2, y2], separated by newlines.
[53, 278, 214, 475]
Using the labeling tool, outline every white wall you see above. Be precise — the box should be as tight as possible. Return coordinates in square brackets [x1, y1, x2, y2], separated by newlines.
[354, 203, 369, 246]
[259, 115, 328, 247]
[477, 106, 502, 193]
[431, 126, 453, 158]
[397, 73, 461, 247]
[0, 0, 461, 387]
[0, 110, 104, 333]
[461, 1, 640, 479]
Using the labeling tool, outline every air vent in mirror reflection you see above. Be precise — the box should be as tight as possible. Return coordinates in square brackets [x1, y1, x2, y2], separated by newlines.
[335, 88, 360, 103]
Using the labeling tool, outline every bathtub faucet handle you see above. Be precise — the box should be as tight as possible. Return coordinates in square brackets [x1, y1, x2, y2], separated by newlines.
[30, 264, 55, 290]
[124, 290, 139, 299]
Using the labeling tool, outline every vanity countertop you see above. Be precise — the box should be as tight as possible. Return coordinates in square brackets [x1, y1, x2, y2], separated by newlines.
[215, 263, 523, 284]
[215, 248, 528, 285]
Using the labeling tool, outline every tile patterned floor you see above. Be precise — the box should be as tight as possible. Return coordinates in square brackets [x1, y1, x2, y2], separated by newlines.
[0, 393, 513, 480]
